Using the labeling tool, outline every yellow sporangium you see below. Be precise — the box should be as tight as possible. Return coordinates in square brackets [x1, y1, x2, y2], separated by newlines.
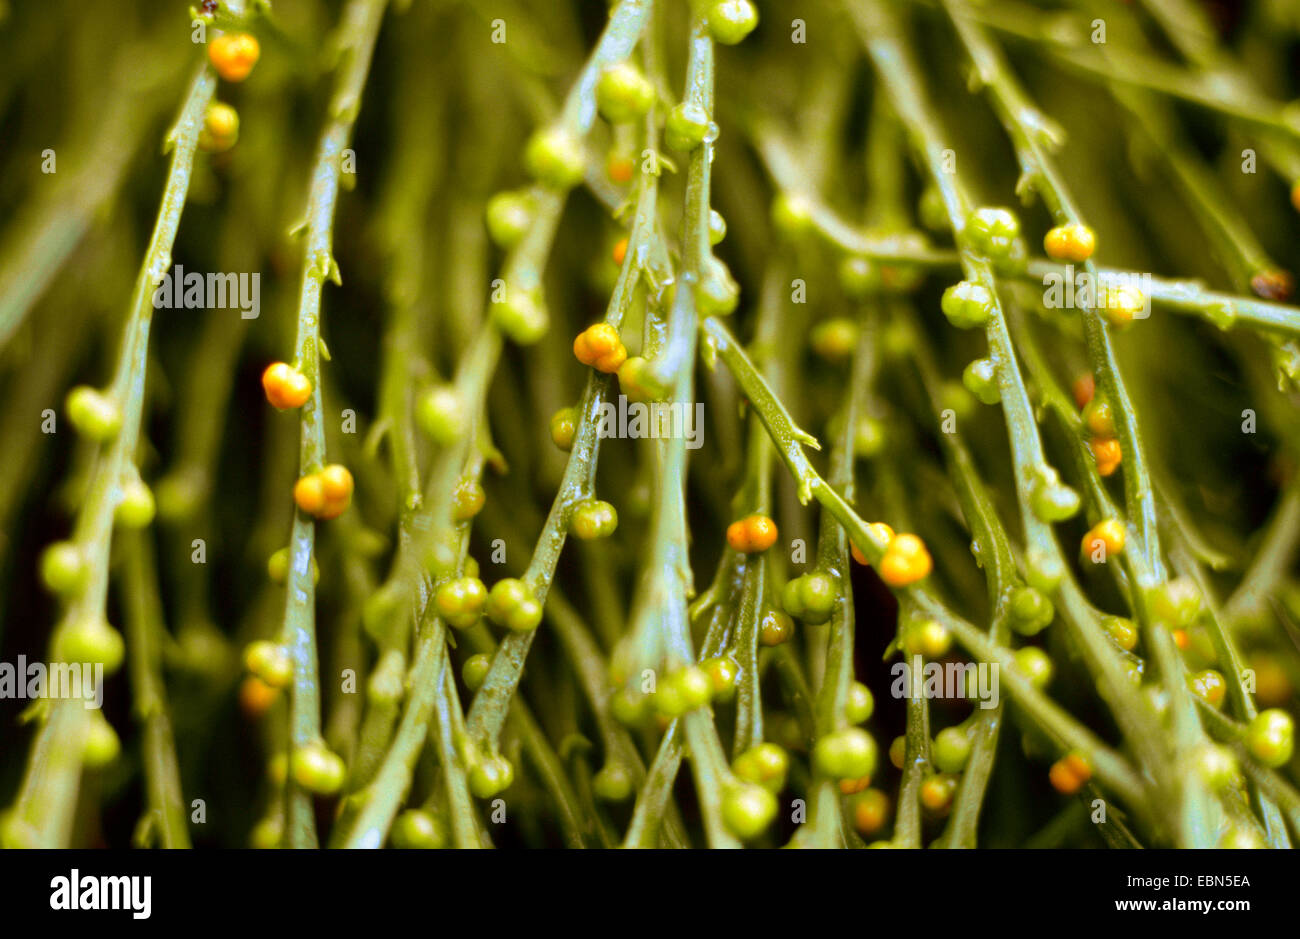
[573, 322, 627, 373]
[208, 32, 261, 82]
[1043, 222, 1096, 262]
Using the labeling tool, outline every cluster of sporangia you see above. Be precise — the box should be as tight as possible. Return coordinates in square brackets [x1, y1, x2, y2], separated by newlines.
[34, 2, 1298, 847]
[793, 206, 1295, 830]
[928, 209, 1136, 564]
[199, 31, 261, 152]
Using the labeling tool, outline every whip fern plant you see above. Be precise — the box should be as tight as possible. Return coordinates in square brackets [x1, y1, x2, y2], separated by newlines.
[1, 0, 1298, 849]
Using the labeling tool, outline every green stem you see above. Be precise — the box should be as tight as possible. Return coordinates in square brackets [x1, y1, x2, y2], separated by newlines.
[279, 0, 388, 849]
[907, 316, 1016, 848]
[895, 656, 932, 849]
[7, 60, 216, 849]
[121, 532, 191, 849]
[462, 1, 659, 750]
[732, 558, 765, 757]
